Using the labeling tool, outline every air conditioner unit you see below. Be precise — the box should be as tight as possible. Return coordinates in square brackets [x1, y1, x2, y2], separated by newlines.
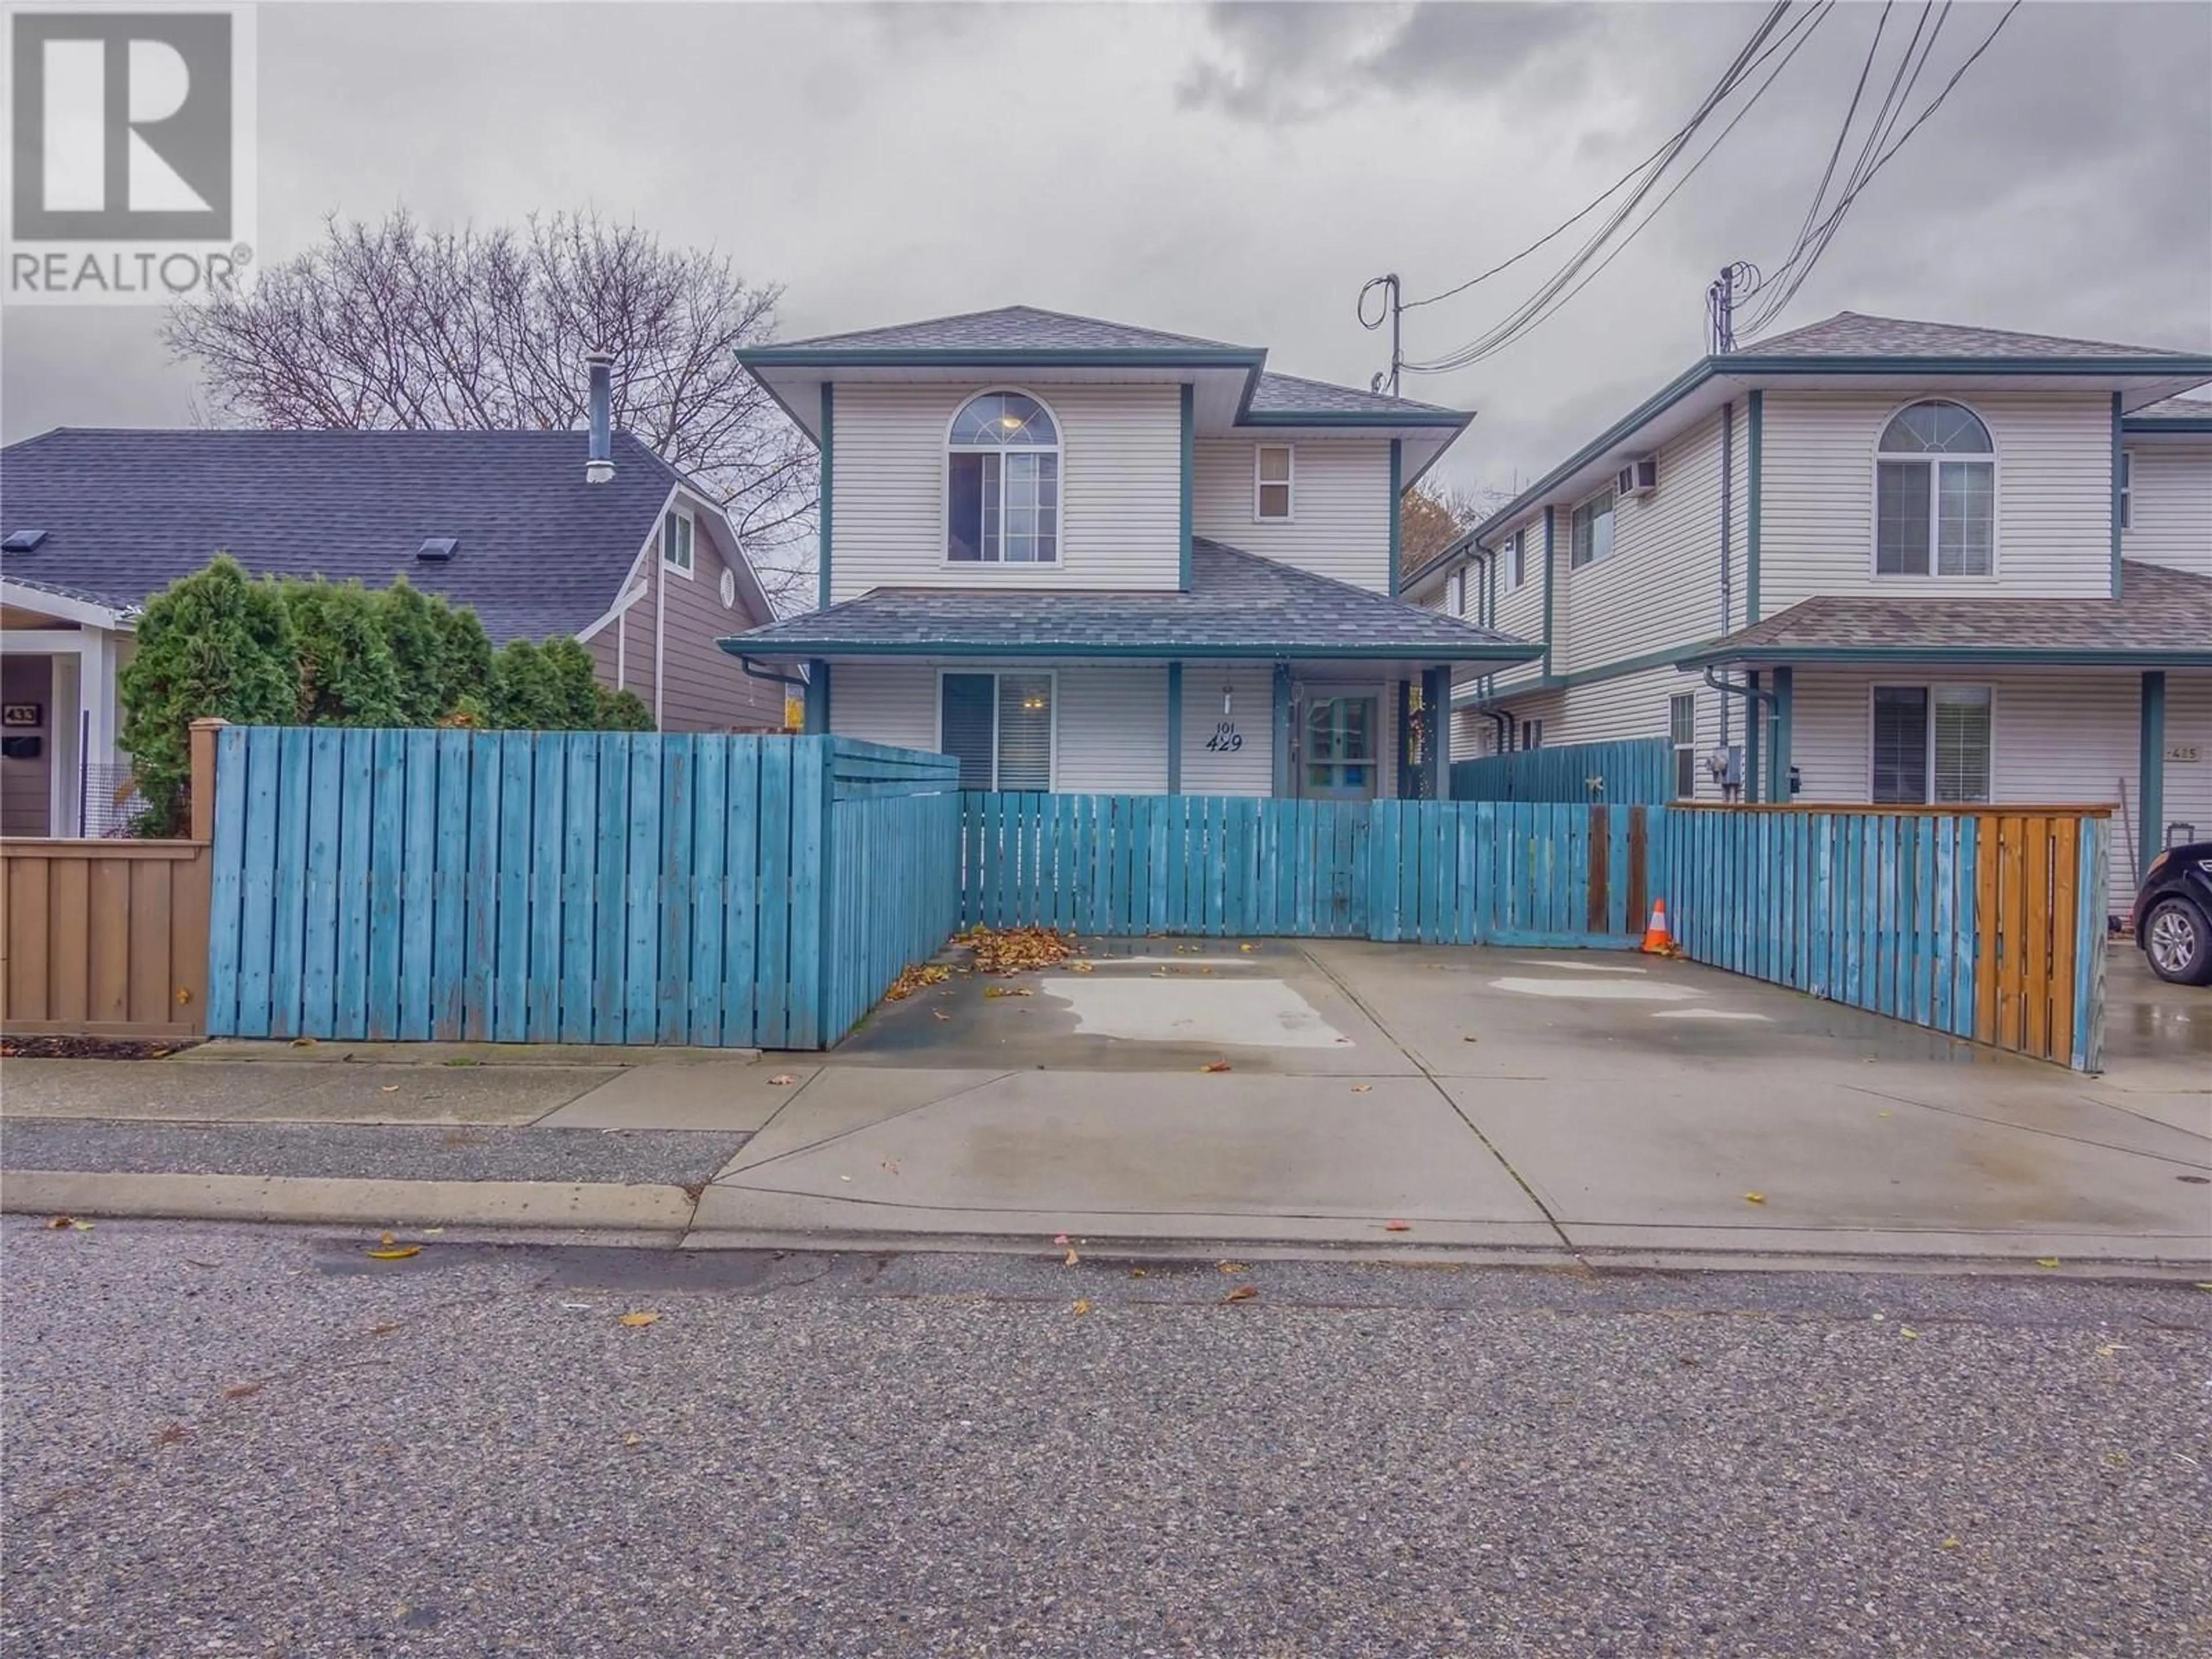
[1615, 456, 1658, 498]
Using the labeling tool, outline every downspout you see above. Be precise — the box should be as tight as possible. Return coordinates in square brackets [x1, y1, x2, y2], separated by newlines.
[1486, 709, 1515, 755]
[739, 657, 809, 692]
[1718, 401, 1733, 756]
[653, 554, 666, 728]
[1703, 666, 1775, 801]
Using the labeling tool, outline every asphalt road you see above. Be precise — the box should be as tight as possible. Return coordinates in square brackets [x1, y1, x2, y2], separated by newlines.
[3, 1221, 2207, 1658]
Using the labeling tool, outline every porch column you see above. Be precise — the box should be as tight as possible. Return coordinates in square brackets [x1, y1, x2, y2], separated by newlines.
[1769, 666, 1794, 802]
[1422, 666, 1450, 801]
[803, 660, 831, 734]
[1270, 664, 1293, 798]
[1165, 662, 1183, 793]
[1744, 671, 1762, 804]
[1395, 679, 1413, 798]
[2139, 670, 2166, 880]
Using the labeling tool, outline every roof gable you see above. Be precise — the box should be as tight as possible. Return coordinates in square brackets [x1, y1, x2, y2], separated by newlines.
[1748, 311, 2196, 361]
[0, 428, 690, 642]
[773, 305, 1254, 357]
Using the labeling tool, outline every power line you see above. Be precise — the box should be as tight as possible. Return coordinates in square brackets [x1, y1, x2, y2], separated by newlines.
[1743, 0, 2021, 335]
[1403, 0, 1834, 375]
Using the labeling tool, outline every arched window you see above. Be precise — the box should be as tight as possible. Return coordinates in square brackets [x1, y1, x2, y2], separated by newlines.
[1876, 400, 1993, 576]
[948, 391, 1059, 564]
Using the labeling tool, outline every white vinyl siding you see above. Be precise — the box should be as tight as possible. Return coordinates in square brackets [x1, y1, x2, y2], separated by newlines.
[1192, 437, 1393, 592]
[1181, 665, 1274, 797]
[1760, 391, 2115, 606]
[1483, 512, 1549, 695]
[2120, 440, 2212, 578]
[1055, 666, 1169, 794]
[828, 382, 1181, 601]
[1555, 406, 1744, 676]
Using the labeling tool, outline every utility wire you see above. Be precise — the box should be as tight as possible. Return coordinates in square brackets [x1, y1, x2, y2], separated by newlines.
[1404, 0, 1832, 374]
[1398, 0, 1809, 315]
[1744, 0, 2021, 334]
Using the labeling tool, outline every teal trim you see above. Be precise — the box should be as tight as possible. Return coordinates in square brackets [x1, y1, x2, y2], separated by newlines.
[1165, 662, 1183, 794]
[1540, 507, 1555, 676]
[1421, 667, 1449, 801]
[1179, 384, 1195, 592]
[1270, 664, 1293, 798]
[1387, 440, 1403, 597]
[1453, 638, 1728, 706]
[1747, 389, 1764, 626]
[1677, 642, 2212, 670]
[2124, 415, 2212, 434]
[817, 384, 834, 612]
[2138, 671, 2166, 883]
[1770, 665, 1794, 802]
[804, 661, 831, 733]
[1744, 671, 1763, 805]
[2111, 392, 2124, 599]
[1397, 347, 2212, 593]
[721, 638, 1542, 663]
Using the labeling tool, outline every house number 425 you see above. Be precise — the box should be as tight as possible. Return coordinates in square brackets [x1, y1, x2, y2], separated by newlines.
[1206, 721, 1243, 752]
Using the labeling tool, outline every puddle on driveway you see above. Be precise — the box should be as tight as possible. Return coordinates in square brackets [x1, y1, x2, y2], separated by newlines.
[1487, 977, 1702, 1002]
[1038, 976, 1354, 1048]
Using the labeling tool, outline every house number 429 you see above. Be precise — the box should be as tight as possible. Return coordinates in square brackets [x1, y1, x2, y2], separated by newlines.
[1206, 721, 1243, 752]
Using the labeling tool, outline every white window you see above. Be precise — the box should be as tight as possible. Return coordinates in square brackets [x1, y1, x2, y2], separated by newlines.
[1876, 400, 1994, 577]
[1254, 444, 1294, 520]
[2120, 449, 2134, 532]
[1569, 488, 1615, 570]
[1518, 717, 1544, 751]
[661, 508, 694, 575]
[1509, 528, 1527, 589]
[1448, 568, 1465, 617]
[1669, 692, 1698, 801]
[948, 391, 1060, 564]
[1871, 685, 1991, 805]
[939, 671, 1054, 791]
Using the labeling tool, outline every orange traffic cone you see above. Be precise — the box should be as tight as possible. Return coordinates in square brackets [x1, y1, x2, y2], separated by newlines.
[1641, 898, 1672, 955]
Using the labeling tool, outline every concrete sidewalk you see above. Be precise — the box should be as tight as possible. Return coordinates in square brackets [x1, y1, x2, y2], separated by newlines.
[3, 941, 2207, 1272]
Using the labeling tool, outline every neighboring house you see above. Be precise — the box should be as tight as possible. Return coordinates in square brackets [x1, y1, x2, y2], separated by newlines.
[1402, 313, 2212, 900]
[723, 306, 1535, 800]
[0, 389, 779, 837]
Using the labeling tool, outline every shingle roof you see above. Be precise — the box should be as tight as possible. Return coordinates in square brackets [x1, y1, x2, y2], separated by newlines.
[0, 570, 140, 616]
[1679, 560, 2212, 666]
[723, 539, 1537, 661]
[1747, 311, 2196, 361]
[1248, 370, 1461, 419]
[0, 428, 683, 642]
[2126, 395, 2212, 421]
[772, 305, 1253, 356]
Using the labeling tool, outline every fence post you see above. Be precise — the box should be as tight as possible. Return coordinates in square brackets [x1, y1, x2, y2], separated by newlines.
[187, 717, 227, 842]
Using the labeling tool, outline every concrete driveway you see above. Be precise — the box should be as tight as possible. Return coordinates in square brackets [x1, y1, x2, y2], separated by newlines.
[689, 939, 2212, 1268]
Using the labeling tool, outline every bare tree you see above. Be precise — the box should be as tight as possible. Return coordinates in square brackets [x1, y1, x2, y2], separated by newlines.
[1398, 479, 1512, 574]
[165, 209, 819, 609]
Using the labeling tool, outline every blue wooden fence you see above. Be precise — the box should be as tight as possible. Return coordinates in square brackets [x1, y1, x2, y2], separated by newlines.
[1660, 806, 2109, 1071]
[1451, 737, 1672, 804]
[206, 728, 959, 1050]
[957, 793, 1652, 948]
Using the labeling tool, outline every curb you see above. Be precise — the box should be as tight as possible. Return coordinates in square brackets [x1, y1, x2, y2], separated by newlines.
[1, 1171, 698, 1232]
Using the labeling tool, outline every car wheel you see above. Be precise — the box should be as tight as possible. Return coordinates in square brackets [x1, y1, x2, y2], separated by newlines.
[2142, 896, 2212, 986]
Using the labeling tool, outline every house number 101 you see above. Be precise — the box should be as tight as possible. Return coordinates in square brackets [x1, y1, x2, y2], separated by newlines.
[1206, 721, 1243, 752]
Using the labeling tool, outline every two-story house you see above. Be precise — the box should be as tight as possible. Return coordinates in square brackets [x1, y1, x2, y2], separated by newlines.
[1403, 313, 2212, 903]
[725, 307, 1536, 799]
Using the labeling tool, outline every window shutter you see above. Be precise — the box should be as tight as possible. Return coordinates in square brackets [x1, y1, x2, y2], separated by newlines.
[940, 675, 996, 790]
[995, 675, 1053, 791]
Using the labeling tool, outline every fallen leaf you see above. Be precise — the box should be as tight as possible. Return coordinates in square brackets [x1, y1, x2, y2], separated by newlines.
[1223, 1285, 1259, 1304]
[767, 1073, 798, 1086]
[1461, 1035, 1479, 1044]
[1218, 1262, 1248, 1275]
[1064, 1248, 1081, 1267]
[222, 1381, 263, 1401]
[421, 1226, 444, 1236]
[1072, 1298, 1093, 1316]
[1238, 944, 1255, 953]
[883, 962, 953, 1001]
[41, 1215, 77, 1230]
[365, 1245, 421, 1260]
[1384, 1219, 1412, 1233]
[838, 1174, 852, 1182]
[153, 1423, 191, 1448]
[618, 1312, 661, 1328]
[2035, 1257, 2062, 1269]
[1744, 1192, 1766, 1205]
[2196, 1283, 2212, 1292]
[931, 1010, 950, 1021]
[622, 1431, 644, 1448]
[1942, 1537, 1961, 1550]
[1199, 1060, 1232, 1073]
[1067, 960, 1094, 973]
[1129, 1268, 1147, 1279]
[290, 1036, 317, 1048]
[983, 985, 1035, 999]
[2094, 1343, 2127, 1358]
[881, 1160, 900, 1176]
[1877, 1110, 1893, 1118]
[1900, 1327, 1920, 1340]
[1351, 1084, 1373, 1094]
[1052, 1233, 1072, 1246]
[379, 1232, 396, 1245]
[380, 1084, 400, 1093]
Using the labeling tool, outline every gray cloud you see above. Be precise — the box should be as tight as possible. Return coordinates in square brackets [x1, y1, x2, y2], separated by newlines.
[3, 1, 2206, 507]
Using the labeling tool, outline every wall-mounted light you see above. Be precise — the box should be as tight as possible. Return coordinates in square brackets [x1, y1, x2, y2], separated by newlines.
[1222, 679, 1234, 717]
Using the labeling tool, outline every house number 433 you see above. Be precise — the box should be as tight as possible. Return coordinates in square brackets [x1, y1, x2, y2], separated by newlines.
[1206, 721, 1244, 752]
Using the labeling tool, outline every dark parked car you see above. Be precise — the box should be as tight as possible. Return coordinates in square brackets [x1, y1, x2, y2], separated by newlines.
[2134, 839, 2212, 986]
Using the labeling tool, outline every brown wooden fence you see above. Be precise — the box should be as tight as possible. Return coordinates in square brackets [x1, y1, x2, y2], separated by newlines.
[0, 721, 217, 1039]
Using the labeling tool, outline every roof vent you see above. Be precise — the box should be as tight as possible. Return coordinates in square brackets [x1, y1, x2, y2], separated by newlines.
[416, 536, 458, 563]
[2, 529, 48, 553]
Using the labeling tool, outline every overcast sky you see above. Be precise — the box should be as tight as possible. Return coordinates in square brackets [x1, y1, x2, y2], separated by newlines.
[4, 1, 2207, 495]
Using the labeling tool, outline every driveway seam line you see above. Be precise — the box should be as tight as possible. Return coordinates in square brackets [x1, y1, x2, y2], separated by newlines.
[711, 1070, 1024, 1182]
[1297, 944, 1583, 1260]
[1843, 1084, 2212, 1171]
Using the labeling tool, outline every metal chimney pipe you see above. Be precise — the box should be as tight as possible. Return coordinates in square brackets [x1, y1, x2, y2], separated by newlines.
[585, 351, 615, 483]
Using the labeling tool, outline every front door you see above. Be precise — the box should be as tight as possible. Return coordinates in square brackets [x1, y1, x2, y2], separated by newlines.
[1300, 695, 1378, 801]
